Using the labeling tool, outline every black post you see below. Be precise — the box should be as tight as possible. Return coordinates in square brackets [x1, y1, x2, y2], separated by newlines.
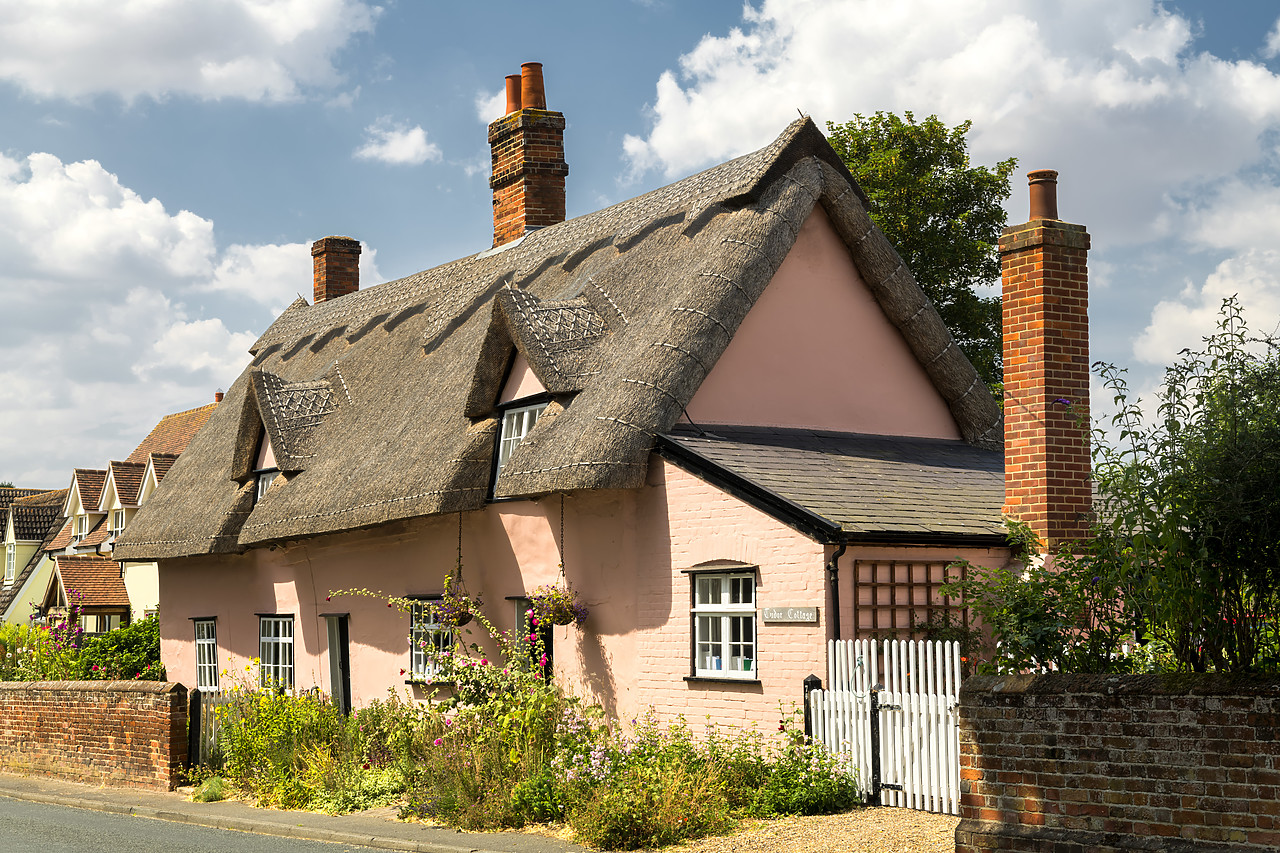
[186, 688, 200, 768]
[802, 673, 822, 737]
[868, 687, 882, 806]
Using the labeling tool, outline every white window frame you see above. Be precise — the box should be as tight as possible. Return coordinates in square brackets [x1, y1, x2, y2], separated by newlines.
[409, 600, 453, 681]
[194, 619, 219, 692]
[4, 544, 15, 585]
[496, 402, 549, 477]
[108, 509, 126, 534]
[72, 514, 88, 544]
[692, 572, 757, 679]
[259, 615, 294, 690]
[255, 469, 280, 502]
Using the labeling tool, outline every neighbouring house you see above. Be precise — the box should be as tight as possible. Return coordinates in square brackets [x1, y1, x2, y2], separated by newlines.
[1, 488, 66, 622]
[1, 401, 218, 629]
[115, 64, 1089, 726]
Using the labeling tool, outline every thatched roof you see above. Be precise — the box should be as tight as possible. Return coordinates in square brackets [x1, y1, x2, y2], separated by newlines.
[115, 118, 1001, 561]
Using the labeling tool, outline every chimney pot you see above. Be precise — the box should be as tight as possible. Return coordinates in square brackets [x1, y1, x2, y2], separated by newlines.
[311, 236, 361, 303]
[505, 74, 522, 114]
[1027, 169, 1059, 220]
[214, 389, 224, 403]
[521, 62, 546, 110]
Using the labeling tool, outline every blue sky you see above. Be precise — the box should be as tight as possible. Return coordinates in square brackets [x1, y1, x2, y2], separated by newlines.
[2, 0, 1279, 487]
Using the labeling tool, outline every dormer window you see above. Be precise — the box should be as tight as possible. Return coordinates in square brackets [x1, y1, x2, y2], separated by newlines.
[72, 515, 88, 544]
[108, 509, 126, 534]
[4, 545, 14, 585]
[497, 401, 548, 477]
[256, 470, 280, 502]
[253, 429, 281, 503]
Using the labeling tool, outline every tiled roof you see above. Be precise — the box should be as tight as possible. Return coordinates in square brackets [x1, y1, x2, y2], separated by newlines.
[77, 515, 111, 549]
[72, 469, 106, 513]
[149, 453, 180, 483]
[0, 488, 46, 513]
[54, 556, 130, 608]
[659, 426, 1005, 541]
[10, 489, 67, 541]
[106, 461, 147, 506]
[45, 518, 74, 553]
[0, 506, 67, 619]
[125, 403, 218, 463]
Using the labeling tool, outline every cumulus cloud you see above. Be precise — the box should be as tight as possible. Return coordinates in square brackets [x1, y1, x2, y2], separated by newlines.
[1133, 250, 1280, 367]
[0, 151, 320, 486]
[0, 0, 379, 102]
[475, 88, 506, 124]
[1266, 18, 1280, 59]
[354, 119, 443, 165]
[621, 0, 1280, 250]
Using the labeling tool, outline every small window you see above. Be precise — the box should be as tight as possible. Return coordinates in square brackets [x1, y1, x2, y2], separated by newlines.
[4, 544, 14, 585]
[692, 572, 757, 678]
[195, 619, 219, 692]
[259, 615, 294, 690]
[108, 509, 126, 534]
[409, 601, 453, 680]
[496, 402, 549, 477]
[72, 515, 88, 543]
[255, 469, 280, 502]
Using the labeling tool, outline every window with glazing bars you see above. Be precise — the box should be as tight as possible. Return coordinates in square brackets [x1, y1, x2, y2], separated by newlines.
[496, 402, 548, 477]
[259, 615, 294, 690]
[692, 573, 756, 678]
[194, 619, 218, 692]
[409, 601, 453, 680]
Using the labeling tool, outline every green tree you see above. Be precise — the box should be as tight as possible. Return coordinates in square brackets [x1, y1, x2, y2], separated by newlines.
[0, 481, 14, 488]
[825, 112, 1016, 388]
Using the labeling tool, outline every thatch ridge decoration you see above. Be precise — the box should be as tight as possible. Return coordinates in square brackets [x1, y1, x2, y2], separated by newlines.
[115, 117, 1001, 561]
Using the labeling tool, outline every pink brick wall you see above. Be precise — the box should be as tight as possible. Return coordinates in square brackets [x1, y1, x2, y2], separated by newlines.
[0, 681, 188, 790]
[957, 673, 1280, 852]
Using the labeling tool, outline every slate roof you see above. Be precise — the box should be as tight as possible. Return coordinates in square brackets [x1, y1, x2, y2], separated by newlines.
[53, 556, 130, 608]
[9, 489, 66, 541]
[115, 118, 1003, 561]
[658, 426, 1005, 543]
[125, 403, 218, 463]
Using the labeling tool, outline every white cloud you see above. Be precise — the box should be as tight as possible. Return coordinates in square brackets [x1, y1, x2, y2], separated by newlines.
[1265, 18, 1280, 59]
[1132, 250, 1280, 367]
[1183, 180, 1280, 251]
[354, 118, 443, 165]
[0, 151, 328, 487]
[0, 0, 379, 102]
[475, 88, 506, 124]
[621, 0, 1280, 249]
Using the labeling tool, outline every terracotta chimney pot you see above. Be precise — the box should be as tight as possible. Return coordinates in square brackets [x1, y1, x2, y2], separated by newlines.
[214, 390, 224, 404]
[505, 74, 522, 115]
[521, 62, 546, 110]
[1028, 169, 1059, 220]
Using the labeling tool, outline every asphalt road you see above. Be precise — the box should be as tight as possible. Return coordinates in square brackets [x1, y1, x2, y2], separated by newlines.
[0, 795, 385, 853]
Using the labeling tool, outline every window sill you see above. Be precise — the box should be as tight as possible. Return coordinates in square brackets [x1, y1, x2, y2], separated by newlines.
[405, 679, 455, 687]
[684, 675, 761, 685]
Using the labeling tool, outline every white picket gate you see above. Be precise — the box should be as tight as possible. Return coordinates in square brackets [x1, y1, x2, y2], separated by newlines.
[808, 638, 963, 815]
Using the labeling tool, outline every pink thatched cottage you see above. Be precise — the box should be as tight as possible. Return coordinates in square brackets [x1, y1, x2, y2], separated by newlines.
[115, 64, 1090, 726]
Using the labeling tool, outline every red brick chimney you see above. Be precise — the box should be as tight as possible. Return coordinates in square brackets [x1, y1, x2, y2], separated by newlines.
[311, 236, 361, 303]
[1000, 170, 1091, 549]
[488, 62, 569, 247]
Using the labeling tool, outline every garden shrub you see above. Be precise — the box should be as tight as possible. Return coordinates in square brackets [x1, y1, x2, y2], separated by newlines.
[75, 614, 165, 680]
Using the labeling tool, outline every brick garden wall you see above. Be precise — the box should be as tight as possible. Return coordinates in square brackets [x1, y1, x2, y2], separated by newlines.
[0, 681, 188, 790]
[957, 673, 1280, 852]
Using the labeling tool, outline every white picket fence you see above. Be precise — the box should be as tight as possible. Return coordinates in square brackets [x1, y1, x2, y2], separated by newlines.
[808, 638, 964, 815]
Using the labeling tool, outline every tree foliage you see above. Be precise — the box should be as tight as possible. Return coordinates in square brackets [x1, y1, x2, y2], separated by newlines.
[825, 112, 1016, 389]
[947, 298, 1280, 674]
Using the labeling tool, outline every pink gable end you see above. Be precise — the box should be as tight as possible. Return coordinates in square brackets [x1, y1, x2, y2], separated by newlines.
[498, 351, 548, 404]
[684, 206, 961, 439]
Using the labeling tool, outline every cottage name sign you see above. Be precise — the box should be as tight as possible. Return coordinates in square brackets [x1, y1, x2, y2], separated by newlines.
[761, 606, 818, 623]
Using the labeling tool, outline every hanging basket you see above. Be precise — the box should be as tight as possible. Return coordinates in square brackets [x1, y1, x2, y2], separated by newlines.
[528, 583, 589, 627]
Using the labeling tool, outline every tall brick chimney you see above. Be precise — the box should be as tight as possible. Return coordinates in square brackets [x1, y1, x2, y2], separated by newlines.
[312, 236, 361, 304]
[1000, 170, 1091, 549]
[488, 62, 569, 248]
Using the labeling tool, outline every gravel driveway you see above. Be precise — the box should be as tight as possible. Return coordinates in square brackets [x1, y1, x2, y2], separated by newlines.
[660, 808, 958, 853]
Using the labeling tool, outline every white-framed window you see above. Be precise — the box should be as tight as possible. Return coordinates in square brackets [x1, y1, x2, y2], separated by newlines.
[255, 469, 280, 502]
[72, 514, 88, 544]
[259, 615, 294, 690]
[693, 572, 757, 678]
[194, 619, 219, 692]
[496, 402, 549, 477]
[409, 600, 453, 680]
[108, 509, 126, 534]
[4, 544, 15, 585]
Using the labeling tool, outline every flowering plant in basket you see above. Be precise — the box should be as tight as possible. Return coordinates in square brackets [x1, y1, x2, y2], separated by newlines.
[430, 574, 480, 628]
[528, 583, 589, 626]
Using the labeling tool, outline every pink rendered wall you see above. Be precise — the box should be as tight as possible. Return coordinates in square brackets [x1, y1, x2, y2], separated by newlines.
[684, 206, 961, 439]
[157, 455, 1006, 727]
[497, 352, 547, 405]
